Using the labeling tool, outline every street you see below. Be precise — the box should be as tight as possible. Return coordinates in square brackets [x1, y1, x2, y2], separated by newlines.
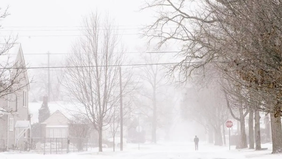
[2, 142, 280, 159]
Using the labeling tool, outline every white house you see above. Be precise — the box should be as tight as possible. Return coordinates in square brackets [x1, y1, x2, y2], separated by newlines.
[0, 43, 30, 151]
[41, 110, 70, 138]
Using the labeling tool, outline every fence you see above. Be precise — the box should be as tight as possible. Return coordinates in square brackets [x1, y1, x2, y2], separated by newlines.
[0, 139, 5, 151]
[30, 137, 92, 154]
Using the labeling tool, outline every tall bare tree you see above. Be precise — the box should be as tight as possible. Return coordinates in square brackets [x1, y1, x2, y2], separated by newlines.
[223, 85, 249, 149]
[136, 53, 170, 143]
[63, 13, 124, 152]
[144, 0, 282, 153]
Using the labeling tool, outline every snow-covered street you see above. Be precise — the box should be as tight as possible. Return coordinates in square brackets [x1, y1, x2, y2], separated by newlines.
[1, 142, 281, 159]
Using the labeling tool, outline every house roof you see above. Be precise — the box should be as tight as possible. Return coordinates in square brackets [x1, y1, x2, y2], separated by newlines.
[0, 107, 8, 116]
[15, 120, 31, 128]
[0, 43, 29, 90]
[29, 101, 85, 124]
[41, 110, 70, 125]
[0, 43, 22, 67]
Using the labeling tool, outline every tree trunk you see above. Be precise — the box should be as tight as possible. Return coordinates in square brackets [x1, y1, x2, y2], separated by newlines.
[152, 85, 157, 143]
[239, 108, 247, 149]
[119, 66, 123, 151]
[239, 121, 247, 148]
[248, 109, 254, 149]
[264, 115, 271, 143]
[214, 126, 223, 146]
[208, 128, 214, 144]
[113, 128, 116, 152]
[237, 120, 240, 135]
[254, 110, 261, 150]
[223, 124, 226, 146]
[98, 126, 103, 152]
[270, 105, 282, 154]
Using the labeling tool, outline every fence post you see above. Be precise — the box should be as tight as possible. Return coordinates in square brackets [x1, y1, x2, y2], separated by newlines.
[50, 138, 52, 154]
[43, 138, 46, 155]
[67, 138, 70, 153]
[56, 138, 58, 154]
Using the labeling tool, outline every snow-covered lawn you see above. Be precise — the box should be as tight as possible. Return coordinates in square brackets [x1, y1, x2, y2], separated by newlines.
[1, 142, 282, 159]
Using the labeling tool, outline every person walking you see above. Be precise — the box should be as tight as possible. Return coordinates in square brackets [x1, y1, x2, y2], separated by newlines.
[194, 135, 199, 150]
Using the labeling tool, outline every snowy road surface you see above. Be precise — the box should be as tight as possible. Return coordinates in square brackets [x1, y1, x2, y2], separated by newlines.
[1, 142, 281, 159]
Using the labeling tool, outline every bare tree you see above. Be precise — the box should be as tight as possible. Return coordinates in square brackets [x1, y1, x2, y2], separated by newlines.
[0, 7, 29, 114]
[223, 85, 248, 149]
[212, 1, 282, 152]
[136, 53, 170, 143]
[69, 114, 91, 151]
[181, 66, 229, 146]
[144, 0, 282, 153]
[63, 13, 124, 152]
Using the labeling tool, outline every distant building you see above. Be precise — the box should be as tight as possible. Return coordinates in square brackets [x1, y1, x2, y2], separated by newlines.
[0, 44, 30, 151]
[41, 110, 69, 138]
[34, 108, 94, 153]
[28, 101, 101, 152]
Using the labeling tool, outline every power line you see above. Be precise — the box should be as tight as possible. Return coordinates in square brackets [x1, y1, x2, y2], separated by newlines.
[1, 26, 144, 36]
[1, 33, 140, 37]
[23, 51, 180, 55]
[2, 25, 148, 29]
[3, 60, 227, 70]
[0, 28, 154, 37]
[1, 27, 144, 32]
[2, 24, 178, 30]
[3, 62, 182, 70]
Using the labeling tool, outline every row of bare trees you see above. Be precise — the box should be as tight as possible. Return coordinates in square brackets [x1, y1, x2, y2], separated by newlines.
[1, 7, 175, 152]
[61, 9, 180, 151]
[144, 0, 282, 153]
[132, 53, 175, 143]
[181, 66, 230, 146]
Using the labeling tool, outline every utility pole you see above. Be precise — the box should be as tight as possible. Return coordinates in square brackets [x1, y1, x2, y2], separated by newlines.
[113, 107, 116, 152]
[119, 66, 123, 151]
[152, 71, 157, 143]
[47, 52, 50, 102]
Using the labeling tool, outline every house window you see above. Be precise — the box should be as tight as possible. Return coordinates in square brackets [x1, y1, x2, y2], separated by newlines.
[7, 94, 17, 111]
[47, 127, 68, 138]
[9, 118, 14, 131]
[23, 91, 27, 107]
[7, 94, 11, 108]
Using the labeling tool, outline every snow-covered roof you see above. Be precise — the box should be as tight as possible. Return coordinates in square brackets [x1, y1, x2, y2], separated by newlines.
[0, 107, 8, 116]
[0, 43, 29, 90]
[42, 110, 70, 125]
[15, 120, 30, 128]
[0, 107, 7, 112]
[28, 101, 85, 124]
[0, 43, 22, 68]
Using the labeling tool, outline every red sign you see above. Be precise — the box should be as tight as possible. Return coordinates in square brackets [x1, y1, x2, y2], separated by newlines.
[226, 120, 233, 128]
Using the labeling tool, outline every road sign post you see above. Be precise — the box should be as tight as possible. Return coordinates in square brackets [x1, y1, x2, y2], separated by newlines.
[226, 120, 233, 150]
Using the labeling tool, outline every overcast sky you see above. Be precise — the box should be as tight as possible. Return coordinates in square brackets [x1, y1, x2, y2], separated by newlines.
[1, 0, 156, 66]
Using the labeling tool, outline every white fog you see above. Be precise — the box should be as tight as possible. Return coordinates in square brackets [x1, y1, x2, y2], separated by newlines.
[1, 0, 282, 159]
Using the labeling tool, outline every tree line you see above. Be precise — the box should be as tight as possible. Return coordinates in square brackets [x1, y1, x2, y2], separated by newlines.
[144, 0, 282, 154]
